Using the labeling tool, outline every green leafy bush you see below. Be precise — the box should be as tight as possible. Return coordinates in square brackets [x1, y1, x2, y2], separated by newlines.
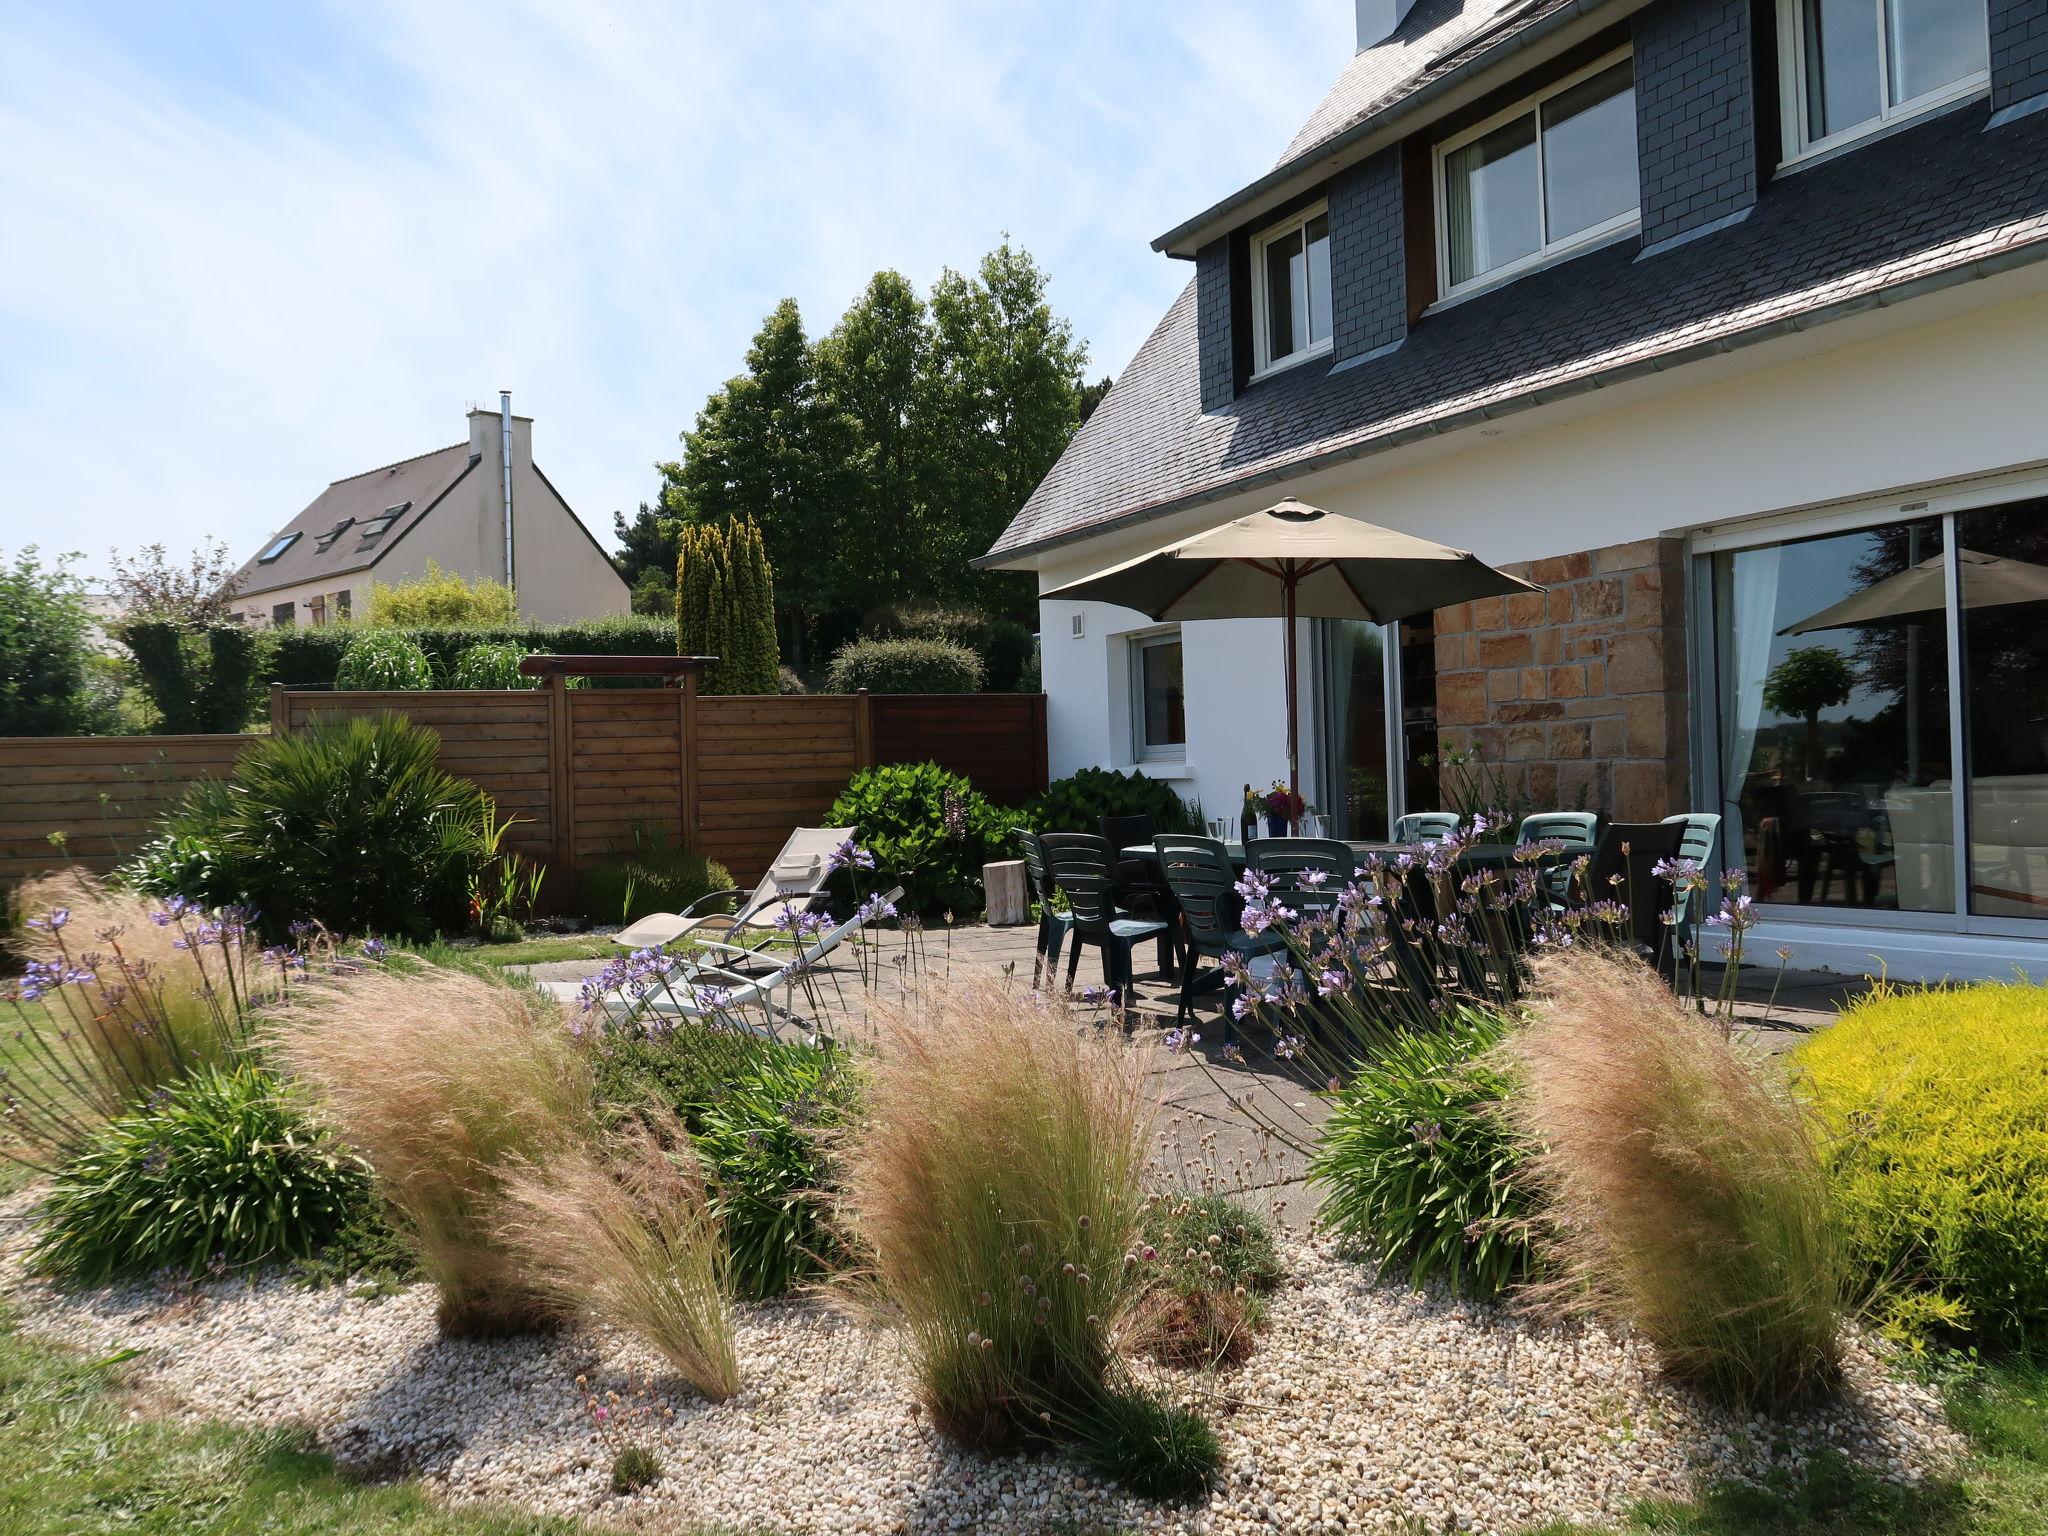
[826, 637, 982, 695]
[577, 824, 736, 925]
[449, 642, 539, 689]
[825, 761, 1018, 915]
[1311, 1007, 1533, 1298]
[30, 1063, 373, 1284]
[861, 606, 1034, 692]
[1797, 980, 2048, 1348]
[335, 631, 434, 690]
[0, 545, 105, 735]
[1027, 765, 1198, 836]
[135, 714, 494, 940]
[596, 1027, 857, 1300]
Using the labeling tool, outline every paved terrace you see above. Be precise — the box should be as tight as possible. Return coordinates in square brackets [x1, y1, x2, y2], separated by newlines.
[515, 923, 1870, 1233]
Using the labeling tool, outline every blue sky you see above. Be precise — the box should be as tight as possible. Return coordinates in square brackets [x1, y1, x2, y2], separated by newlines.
[0, 1, 1351, 577]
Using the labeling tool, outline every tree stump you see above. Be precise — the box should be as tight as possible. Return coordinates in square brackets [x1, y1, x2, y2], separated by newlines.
[983, 859, 1030, 926]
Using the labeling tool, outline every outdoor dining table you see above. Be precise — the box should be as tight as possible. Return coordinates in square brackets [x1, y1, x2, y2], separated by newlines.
[1118, 839, 1537, 873]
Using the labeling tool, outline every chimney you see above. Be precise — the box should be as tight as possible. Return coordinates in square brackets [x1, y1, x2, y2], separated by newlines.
[1355, 0, 1419, 51]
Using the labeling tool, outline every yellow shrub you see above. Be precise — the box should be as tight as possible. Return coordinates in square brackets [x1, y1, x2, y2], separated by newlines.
[1795, 979, 2048, 1347]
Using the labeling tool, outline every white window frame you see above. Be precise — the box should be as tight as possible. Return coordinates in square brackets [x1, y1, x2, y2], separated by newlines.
[1129, 628, 1187, 763]
[1775, 0, 1989, 166]
[1432, 47, 1641, 303]
[1249, 200, 1334, 381]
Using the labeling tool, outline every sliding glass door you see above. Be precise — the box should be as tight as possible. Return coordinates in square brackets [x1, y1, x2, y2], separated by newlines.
[1316, 617, 1442, 840]
[1702, 492, 2048, 932]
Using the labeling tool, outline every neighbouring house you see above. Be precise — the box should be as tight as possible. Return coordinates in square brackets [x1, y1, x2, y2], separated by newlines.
[981, 0, 2048, 979]
[229, 396, 629, 628]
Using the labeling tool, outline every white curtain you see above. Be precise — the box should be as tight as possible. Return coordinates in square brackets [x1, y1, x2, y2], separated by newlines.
[1720, 546, 1784, 861]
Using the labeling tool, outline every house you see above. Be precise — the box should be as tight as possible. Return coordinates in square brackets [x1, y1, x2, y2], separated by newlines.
[981, 0, 2048, 980]
[230, 396, 629, 627]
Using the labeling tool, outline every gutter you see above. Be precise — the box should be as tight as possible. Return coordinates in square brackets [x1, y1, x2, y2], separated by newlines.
[1153, 0, 1643, 259]
[975, 235, 2048, 570]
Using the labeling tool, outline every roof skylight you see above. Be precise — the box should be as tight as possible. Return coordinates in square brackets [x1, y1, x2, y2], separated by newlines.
[257, 532, 300, 563]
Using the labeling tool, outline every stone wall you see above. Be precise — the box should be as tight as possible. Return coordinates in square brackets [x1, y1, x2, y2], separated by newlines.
[1433, 536, 1689, 822]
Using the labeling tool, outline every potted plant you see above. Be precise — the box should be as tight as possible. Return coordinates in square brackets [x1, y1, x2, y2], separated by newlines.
[1263, 780, 1304, 838]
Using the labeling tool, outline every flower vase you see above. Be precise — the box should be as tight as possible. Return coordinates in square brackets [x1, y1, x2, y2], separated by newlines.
[1265, 812, 1288, 838]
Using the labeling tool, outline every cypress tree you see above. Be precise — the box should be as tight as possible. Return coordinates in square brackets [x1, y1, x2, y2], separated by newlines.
[674, 516, 779, 694]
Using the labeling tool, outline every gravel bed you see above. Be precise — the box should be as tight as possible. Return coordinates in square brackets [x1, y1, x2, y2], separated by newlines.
[1, 1215, 1960, 1536]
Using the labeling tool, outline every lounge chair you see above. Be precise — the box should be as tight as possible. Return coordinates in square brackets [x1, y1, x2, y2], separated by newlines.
[610, 825, 854, 952]
[556, 885, 906, 1040]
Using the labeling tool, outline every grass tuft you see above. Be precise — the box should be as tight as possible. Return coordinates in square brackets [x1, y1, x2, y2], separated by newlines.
[267, 962, 594, 1336]
[1506, 946, 1849, 1410]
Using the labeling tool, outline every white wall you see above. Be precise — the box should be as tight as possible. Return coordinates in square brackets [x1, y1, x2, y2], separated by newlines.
[1030, 272, 2048, 978]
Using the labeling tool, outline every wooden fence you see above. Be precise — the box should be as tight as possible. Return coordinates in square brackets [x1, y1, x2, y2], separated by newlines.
[0, 686, 1048, 905]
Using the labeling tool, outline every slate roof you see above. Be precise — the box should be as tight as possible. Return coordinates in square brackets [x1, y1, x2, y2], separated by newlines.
[233, 442, 480, 594]
[1157, 0, 1594, 255]
[986, 101, 2048, 566]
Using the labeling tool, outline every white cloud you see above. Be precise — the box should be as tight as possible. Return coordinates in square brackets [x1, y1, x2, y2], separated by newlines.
[0, 0, 1349, 575]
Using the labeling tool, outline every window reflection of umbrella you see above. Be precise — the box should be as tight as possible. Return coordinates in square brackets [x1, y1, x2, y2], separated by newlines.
[1778, 549, 2048, 634]
[1039, 499, 1540, 821]
[1778, 548, 2048, 789]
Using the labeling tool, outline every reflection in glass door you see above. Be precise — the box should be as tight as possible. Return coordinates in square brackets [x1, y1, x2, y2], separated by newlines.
[1399, 615, 1443, 815]
[1319, 621, 1390, 839]
[1957, 505, 2048, 918]
[1712, 518, 1952, 912]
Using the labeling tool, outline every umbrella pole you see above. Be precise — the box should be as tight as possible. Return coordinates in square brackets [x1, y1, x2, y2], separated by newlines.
[1284, 566, 1299, 834]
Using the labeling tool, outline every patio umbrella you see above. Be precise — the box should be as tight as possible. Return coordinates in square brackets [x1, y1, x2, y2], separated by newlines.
[1039, 499, 1540, 820]
[1779, 548, 2048, 634]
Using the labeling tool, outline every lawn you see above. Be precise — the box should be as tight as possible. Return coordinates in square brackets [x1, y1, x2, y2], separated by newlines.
[1527, 1356, 2048, 1536]
[0, 1302, 772, 1536]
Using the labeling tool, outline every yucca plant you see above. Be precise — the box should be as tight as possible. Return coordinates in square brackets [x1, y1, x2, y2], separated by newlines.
[146, 713, 495, 940]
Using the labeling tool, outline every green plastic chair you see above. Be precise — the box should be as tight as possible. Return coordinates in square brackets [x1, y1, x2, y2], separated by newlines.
[1154, 835, 1285, 1028]
[1017, 829, 1073, 990]
[1519, 812, 1601, 906]
[1248, 837, 1353, 921]
[1393, 812, 1461, 844]
[1660, 812, 1724, 945]
[1039, 833, 1171, 1000]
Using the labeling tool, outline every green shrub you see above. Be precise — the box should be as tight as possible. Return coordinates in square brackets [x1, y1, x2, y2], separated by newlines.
[862, 606, 1035, 691]
[115, 789, 248, 910]
[1797, 979, 2048, 1349]
[1027, 765, 1199, 836]
[577, 824, 736, 926]
[596, 1026, 857, 1301]
[116, 621, 264, 733]
[1310, 1007, 1533, 1298]
[335, 631, 433, 690]
[825, 761, 1019, 915]
[1065, 1386, 1220, 1502]
[30, 1063, 372, 1284]
[1509, 948, 1848, 1410]
[610, 1445, 664, 1495]
[826, 637, 982, 695]
[449, 642, 539, 689]
[0, 545, 104, 736]
[363, 559, 518, 627]
[137, 714, 494, 940]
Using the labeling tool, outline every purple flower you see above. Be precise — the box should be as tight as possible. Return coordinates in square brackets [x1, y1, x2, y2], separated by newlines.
[826, 838, 876, 873]
[1161, 1027, 1199, 1053]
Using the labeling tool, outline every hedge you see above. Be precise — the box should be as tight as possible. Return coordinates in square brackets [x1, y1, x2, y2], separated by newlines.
[263, 615, 679, 690]
[826, 637, 982, 695]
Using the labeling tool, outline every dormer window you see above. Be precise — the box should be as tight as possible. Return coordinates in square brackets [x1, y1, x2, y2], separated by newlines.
[313, 517, 355, 551]
[1436, 51, 1638, 297]
[1779, 0, 1987, 160]
[1251, 204, 1332, 377]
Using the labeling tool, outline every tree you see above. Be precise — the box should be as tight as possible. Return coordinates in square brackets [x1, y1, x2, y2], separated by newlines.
[676, 517, 778, 695]
[1078, 375, 1113, 425]
[1763, 645, 1856, 780]
[363, 560, 519, 626]
[106, 537, 244, 625]
[658, 300, 836, 667]
[612, 503, 680, 617]
[812, 270, 932, 610]
[925, 240, 1088, 616]
[0, 546, 102, 735]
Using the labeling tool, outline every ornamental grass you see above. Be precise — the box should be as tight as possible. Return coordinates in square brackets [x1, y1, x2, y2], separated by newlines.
[498, 1126, 738, 1401]
[1505, 946, 1849, 1410]
[268, 963, 593, 1336]
[837, 977, 1214, 1495]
